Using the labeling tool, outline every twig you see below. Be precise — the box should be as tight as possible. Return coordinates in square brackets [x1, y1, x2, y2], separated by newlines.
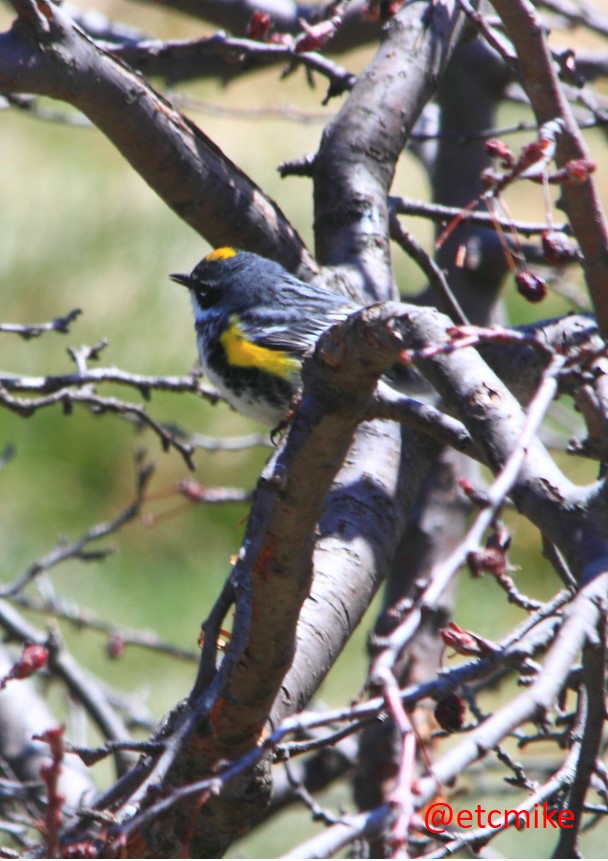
[282, 805, 393, 858]
[169, 93, 330, 124]
[108, 33, 356, 97]
[389, 213, 469, 325]
[189, 431, 269, 451]
[0, 386, 196, 468]
[67, 739, 164, 767]
[283, 760, 343, 826]
[390, 195, 570, 236]
[35, 726, 65, 858]
[377, 669, 417, 857]
[10, 594, 199, 662]
[0, 309, 82, 339]
[489, 0, 608, 339]
[555, 620, 607, 855]
[417, 573, 608, 827]
[0, 458, 154, 598]
[369, 351, 567, 683]
[0, 367, 216, 400]
[456, 0, 517, 62]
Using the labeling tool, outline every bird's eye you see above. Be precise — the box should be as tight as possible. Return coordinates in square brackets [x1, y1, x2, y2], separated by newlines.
[195, 286, 221, 310]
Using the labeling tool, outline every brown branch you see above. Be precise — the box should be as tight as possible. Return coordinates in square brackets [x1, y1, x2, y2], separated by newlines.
[108, 33, 356, 95]
[85, 303, 436, 857]
[1, 0, 315, 276]
[103, 575, 576, 854]
[488, 0, 608, 340]
[124, 0, 380, 55]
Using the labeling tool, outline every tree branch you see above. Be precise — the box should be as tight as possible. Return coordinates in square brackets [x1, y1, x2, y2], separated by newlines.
[0, 0, 315, 275]
[314, 0, 470, 294]
[488, 0, 608, 339]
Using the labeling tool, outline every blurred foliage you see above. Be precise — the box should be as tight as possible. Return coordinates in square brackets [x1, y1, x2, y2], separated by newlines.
[0, 1, 606, 856]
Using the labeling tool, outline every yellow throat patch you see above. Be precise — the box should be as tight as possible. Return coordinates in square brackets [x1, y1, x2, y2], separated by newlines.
[220, 316, 300, 380]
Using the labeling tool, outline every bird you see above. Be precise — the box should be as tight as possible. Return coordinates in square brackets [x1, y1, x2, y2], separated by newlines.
[172, 246, 426, 425]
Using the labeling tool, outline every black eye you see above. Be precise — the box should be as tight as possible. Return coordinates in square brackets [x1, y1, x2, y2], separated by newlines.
[195, 285, 221, 310]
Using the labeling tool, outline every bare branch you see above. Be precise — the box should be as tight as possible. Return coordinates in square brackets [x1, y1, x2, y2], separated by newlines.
[0, 602, 135, 776]
[417, 572, 608, 828]
[488, 0, 608, 339]
[390, 195, 570, 237]
[314, 1, 470, 292]
[0, 0, 315, 274]
[10, 594, 199, 662]
[0, 365, 217, 400]
[108, 33, 356, 96]
[0, 384, 196, 468]
[0, 458, 154, 598]
[0, 309, 82, 339]
[123, 0, 380, 55]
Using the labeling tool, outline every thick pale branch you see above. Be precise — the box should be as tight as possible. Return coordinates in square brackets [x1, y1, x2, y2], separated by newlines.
[314, 0, 469, 294]
[400, 306, 608, 582]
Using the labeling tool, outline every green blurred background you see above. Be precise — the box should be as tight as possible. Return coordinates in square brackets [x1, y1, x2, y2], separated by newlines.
[0, 0, 606, 855]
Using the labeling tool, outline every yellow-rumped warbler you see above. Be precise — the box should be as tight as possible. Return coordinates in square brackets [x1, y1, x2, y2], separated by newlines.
[172, 247, 420, 425]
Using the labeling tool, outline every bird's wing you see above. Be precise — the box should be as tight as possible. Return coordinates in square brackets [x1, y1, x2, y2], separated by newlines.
[252, 306, 355, 354]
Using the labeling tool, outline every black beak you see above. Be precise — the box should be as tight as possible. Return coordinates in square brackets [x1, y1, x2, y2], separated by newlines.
[170, 273, 195, 289]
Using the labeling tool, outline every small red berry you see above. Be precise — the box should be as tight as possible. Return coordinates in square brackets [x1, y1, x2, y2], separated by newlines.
[516, 270, 548, 303]
[542, 230, 577, 265]
[434, 693, 466, 732]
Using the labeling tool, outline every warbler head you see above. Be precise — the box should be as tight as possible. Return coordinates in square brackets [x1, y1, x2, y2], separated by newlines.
[171, 247, 297, 318]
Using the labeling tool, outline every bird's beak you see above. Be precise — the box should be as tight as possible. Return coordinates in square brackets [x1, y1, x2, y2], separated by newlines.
[170, 273, 195, 289]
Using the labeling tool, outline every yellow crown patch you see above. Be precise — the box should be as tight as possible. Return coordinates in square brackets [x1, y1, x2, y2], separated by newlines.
[206, 247, 238, 262]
